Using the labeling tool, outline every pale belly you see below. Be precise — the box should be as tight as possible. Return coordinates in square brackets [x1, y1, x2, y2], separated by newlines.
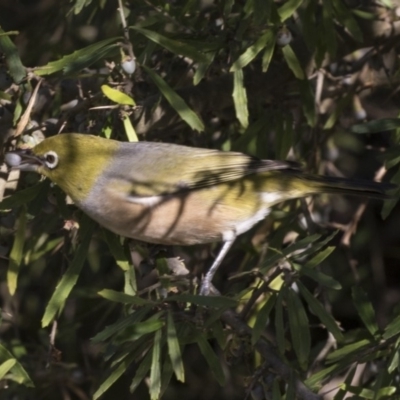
[80, 184, 272, 245]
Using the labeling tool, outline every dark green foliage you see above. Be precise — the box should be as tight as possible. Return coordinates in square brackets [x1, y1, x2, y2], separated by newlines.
[1, 1, 400, 399]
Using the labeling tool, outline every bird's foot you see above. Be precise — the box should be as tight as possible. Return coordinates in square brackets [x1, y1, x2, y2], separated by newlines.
[199, 279, 220, 296]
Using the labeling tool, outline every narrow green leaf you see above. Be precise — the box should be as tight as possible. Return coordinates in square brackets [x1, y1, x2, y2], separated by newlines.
[132, 27, 211, 63]
[272, 379, 282, 399]
[301, 0, 317, 50]
[252, 293, 276, 345]
[388, 337, 400, 373]
[0, 344, 33, 387]
[129, 350, 152, 394]
[262, 33, 276, 72]
[261, 233, 325, 272]
[381, 167, 400, 219]
[160, 356, 174, 398]
[297, 282, 344, 342]
[93, 351, 137, 399]
[305, 246, 336, 269]
[35, 37, 120, 76]
[193, 59, 213, 85]
[98, 289, 152, 305]
[143, 65, 204, 132]
[281, 45, 304, 79]
[232, 69, 249, 128]
[275, 289, 286, 355]
[122, 113, 138, 142]
[276, 113, 294, 160]
[0, 27, 26, 83]
[351, 287, 378, 336]
[71, 0, 93, 14]
[0, 181, 45, 210]
[352, 9, 375, 20]
[278, 0, 304, 21]
[7, 207, 27, 295]
[166, 294, 237, 308]
[101, 84, 136, 106]
[92, 307, 151, 342]
[167, 312, 185, 382]
[231, 30, 274, 71]
[326, 339, 370, 363]
[306, 362, 344, 388]
[150, 329, 162, 400]
[299, 79, 316, 127]
[322, 0, 337, 57]
[196, 334, 225, 385]
[351, 118, 400, 134]
[340, 385, 397, 399]
[298, 266, 342, 290]
[383, 313, 400, 340]
[41, 217, 95, 327]
[324, 94, 351, 130]
[0, 359, 16, 380]
[332, 0, 363, 42]
[287, 288, 310, 369]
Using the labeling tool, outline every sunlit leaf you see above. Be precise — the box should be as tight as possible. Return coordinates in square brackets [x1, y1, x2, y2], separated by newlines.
[278, 0, 304, 21]
[0, 359, 16, 380]
[252, 293, 276, 345]
[0, 344, 33, 387]
[0, 27, 26, 83]
[122, 113, 138, 142]
[281, 45, 304, 79]
[167, 312, 185, 382]
[101, 84, 136, 106]
[35, 37, 120, 76]
[231, 30, 274, 71]
[233, 69, 249, 128]
[7, 207, 27, 295]
[150, 329, 162, 400]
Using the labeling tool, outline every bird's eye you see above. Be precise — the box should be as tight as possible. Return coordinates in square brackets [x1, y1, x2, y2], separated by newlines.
[43, 151, 59, 169]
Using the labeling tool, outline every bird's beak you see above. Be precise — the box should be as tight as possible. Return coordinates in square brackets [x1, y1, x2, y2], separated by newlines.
[4, 149, 43, 172]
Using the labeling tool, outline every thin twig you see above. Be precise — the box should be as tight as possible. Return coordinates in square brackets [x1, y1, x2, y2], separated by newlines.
[117, 0, 135, 60]
[221, 308, 322, 400]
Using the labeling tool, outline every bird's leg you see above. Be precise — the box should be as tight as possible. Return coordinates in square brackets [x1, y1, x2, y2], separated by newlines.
[200, 239, 235, 295]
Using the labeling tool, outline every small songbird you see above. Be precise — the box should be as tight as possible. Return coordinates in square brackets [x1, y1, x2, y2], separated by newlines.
[4, 133, 394, 294]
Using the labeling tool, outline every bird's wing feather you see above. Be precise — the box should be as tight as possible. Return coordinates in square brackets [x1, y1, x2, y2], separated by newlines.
[110, 142, 301, 197]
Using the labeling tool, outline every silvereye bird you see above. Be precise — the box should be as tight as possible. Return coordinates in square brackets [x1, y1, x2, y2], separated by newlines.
[4, 133, 393, 294]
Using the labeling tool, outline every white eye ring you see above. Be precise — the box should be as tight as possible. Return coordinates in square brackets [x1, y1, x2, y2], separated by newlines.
[43, 151, 59, 169]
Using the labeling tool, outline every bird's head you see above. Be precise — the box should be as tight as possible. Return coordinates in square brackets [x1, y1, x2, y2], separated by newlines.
[5, 133, 119, 202]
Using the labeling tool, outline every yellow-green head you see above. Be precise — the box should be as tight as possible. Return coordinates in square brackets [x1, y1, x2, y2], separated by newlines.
[6, 134, 120, 203]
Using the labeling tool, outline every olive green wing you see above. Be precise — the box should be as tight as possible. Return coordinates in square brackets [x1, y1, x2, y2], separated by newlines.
[109, 142, 300, 197]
